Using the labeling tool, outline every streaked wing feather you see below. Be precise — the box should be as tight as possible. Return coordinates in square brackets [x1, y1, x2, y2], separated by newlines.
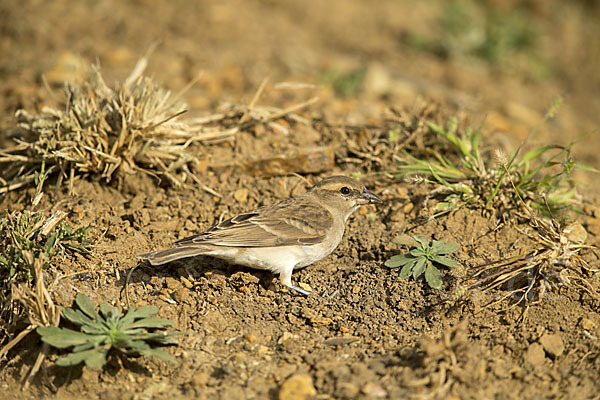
[175, 198, 332, 248]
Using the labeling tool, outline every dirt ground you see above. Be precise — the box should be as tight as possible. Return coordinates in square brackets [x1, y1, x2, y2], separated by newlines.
[1, 0, 600, 399]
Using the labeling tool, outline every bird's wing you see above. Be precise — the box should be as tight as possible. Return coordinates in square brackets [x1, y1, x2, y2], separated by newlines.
[175, 198, 333, 247]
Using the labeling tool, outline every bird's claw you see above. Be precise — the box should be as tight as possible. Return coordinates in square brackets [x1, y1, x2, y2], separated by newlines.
[288, 284, 312, 296]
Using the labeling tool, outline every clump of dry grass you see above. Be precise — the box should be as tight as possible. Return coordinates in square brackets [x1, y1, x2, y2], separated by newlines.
[0, 56, 318, 192]
[458, 170, 599, 309]
[466, 214, 597, 307]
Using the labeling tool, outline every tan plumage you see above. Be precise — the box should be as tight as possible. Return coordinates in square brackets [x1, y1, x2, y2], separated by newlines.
[138, 176, 382, 295]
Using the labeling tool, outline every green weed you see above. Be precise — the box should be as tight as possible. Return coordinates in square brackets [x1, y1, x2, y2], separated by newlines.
[320, 69, 364, 97]
[37, 293, 179, 369]
[0, 210, 90, 282]
[391, 99, 595, 219]
[385, 235, 461, 289]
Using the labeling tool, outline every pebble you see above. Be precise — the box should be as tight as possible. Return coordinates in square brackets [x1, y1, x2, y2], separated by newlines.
[361, 382, 387, 398]
[190, 372, 209, 388]
[278, 332, 299, 345]
[525, 343, 545, 366]
[244, 334, 258, 344]
[581, 318, 596, 331]
[234, 188, 249, 203]
[402, 202, 414, 214]
[540, 333, 564, 358]
[172, 287, 189, 303]
[337, 382, 359, 398]
[278, 373, 316, 400]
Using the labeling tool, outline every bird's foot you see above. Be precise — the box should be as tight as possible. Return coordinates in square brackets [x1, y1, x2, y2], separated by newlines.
[287, 284, 312, 296]
[318, 289, 340, 299]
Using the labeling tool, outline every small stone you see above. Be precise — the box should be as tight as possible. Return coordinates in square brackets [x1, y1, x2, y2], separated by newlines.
[244, 334, 258, 344]
[491, 359, 510, 379]
[540, 333, 564, 358]
[361, 382, 387, 398]
[564, 223, 587, 244]
[172, 287, 189, 303]
[402, 202, 414, 214]
[337, 382, 359, 399]
[389, 208, 405, 222]
[298, 282, 313, 293]
[164, 277, 180, 290]
[234, 188, 249, 203]
[190, 372, 209, 388]
[309, 316, 333, 327]
[581, 318, 596, 331]
[324, 336, 360, 346]
[184, 219, 199, 232]
[142, 382, 169, 397]
[72, 205, 84, 214]
[279, 373, 316, 400]
[525, 343, 546, 366]
[278, 332, 298, 345]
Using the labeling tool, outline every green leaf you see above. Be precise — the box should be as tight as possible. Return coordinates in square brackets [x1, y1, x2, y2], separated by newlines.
[392, 235, 418, 247]
[62, 308, 98, 327]
[120, 305, 159, 325]
[44, 233, 57, 256]
[518, 145, 556, 165]
[99, 302, 122, 320]
[56, 349, 100, 367]
[425, 264, 442, 289]
[388, 128, 400, 142]
[384, 254, 414, 268]
[139, 348, 176, 363]
[81, 324, 106, 335]
[435, 202, 457, 211]
[431, 255, 462, 269]
[84, 348, 109, 369]
[410, 248, 426, 257]
[75, 293, 100, 321]
[431, 240, 459, 255]
[575, 162, 600, 173]
[72, 340, 103, 352]
[124, 318, 176, 330]
[412, 235, 430, 249]
[399, 259, 417, 279]
[133, 332, 180, 344]
[120, 338, 151, 351]
[37, 326, 95, 348]
[412, 257, 426, 279]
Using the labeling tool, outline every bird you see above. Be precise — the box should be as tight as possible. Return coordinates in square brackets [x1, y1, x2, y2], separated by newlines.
[138, 176, 382, 295]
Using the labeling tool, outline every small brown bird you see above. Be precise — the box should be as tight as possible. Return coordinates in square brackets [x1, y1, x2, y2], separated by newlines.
[138, 176, 382, 295]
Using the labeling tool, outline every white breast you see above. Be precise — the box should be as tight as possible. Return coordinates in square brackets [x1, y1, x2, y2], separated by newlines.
[203, 235, 342, 276]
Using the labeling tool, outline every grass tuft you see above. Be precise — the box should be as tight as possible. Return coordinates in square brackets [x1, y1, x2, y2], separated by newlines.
[0, 57, 318, 193]
[391, 99, 596, 220]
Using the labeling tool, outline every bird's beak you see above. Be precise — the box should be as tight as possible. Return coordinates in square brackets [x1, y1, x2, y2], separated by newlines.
[357, 188, 382, 205]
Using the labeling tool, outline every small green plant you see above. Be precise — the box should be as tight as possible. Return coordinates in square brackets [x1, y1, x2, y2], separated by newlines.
[0, 210, 90, 282]
[392, 98, 596, 219]
[319, 68, 364, 97]
[385, 236, 461, 289]
[37, 293, 179, 369]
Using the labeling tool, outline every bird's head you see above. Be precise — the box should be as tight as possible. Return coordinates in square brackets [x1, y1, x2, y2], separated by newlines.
[310, 176, 382, 219]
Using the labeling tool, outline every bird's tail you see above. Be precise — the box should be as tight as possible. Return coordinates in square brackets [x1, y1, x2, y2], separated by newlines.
[137, 246, 209, 266]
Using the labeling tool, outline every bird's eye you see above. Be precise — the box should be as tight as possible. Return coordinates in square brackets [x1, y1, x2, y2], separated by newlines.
[340, 186, 351, 195]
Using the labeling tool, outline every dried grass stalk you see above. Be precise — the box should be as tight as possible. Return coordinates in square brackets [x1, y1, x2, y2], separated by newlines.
[0, 252, 60, 390]
[1, 56, 318, 192]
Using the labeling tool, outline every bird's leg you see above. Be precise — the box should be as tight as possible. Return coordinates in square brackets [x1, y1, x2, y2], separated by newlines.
[280, 268, 312, 296]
